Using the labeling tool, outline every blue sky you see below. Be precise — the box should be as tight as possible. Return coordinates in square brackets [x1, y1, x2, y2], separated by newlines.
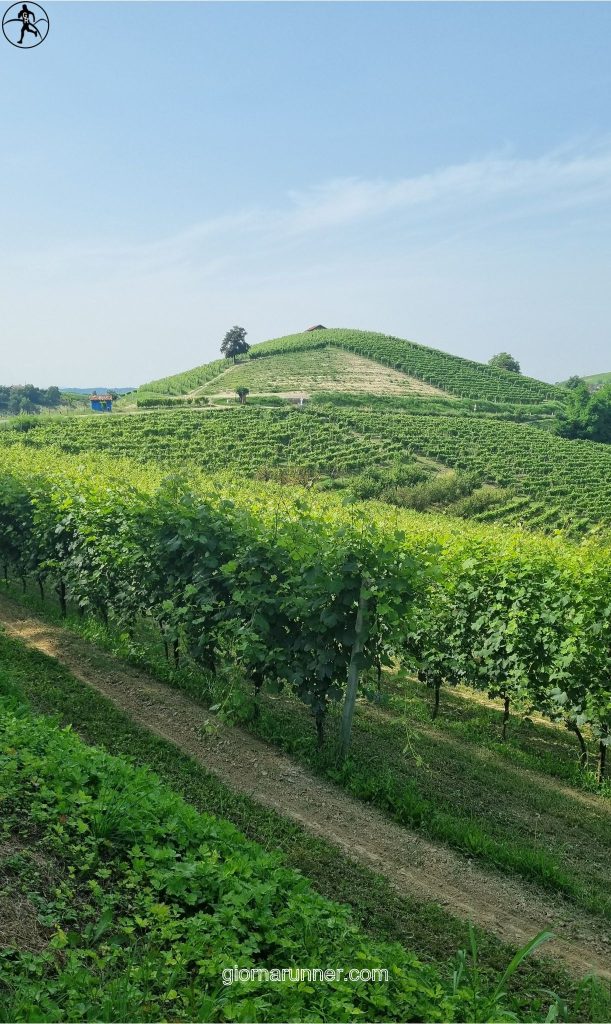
[1, 1, 611, 385]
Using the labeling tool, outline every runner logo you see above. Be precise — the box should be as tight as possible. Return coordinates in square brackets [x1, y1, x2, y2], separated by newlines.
[2, 2, 49, 47]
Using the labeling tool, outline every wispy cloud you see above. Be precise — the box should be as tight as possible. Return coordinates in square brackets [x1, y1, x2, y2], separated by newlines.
[2, 140, 611, 386]
[6, 141, 611, 281]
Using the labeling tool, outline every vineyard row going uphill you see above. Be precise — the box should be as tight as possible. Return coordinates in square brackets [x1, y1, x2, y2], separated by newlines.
[0, 446, 609, 777]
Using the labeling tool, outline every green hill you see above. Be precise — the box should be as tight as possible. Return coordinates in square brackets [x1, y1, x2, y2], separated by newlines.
[136, 328, 564, 406]
[583, 371, 611, 390]
[8, 326, 606, 537]
[4, 399, 609, 536]
[558, 371, 611, 391]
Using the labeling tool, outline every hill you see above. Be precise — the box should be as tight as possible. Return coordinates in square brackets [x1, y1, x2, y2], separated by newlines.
[4, 399, 609, 536]
[557, 372, 611, 392]
[136, 328, 564, 406]
[5, 327, 606, 537]
[583, 371, 611, 390]
[193, 347, 450, 399]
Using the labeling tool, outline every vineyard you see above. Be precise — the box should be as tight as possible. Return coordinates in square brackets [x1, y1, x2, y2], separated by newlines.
[244, 329, 563, 404]
[3, 403, 609, 535]
[0, 444, 608, 780]
[136, 328, 565, 406]
[2, 329, 610, 1024]
[1, 679, 472, 1023]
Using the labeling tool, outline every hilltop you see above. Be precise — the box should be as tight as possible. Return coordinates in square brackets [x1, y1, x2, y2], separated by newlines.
[583, 371, 611, 390]
[4, 327, 608, 537]
[134, 328, 564, 407]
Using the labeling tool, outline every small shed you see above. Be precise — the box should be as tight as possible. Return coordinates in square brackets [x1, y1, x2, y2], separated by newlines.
[305, 324, 327, 332]
[90, 393, 113, 413]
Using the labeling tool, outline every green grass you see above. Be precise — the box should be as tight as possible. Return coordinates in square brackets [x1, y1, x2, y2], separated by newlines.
[1, 676, 467, 1023]
[2, 628, 610, 1023]
[199, 347, 449, 398]
[246, 688, 611, 919]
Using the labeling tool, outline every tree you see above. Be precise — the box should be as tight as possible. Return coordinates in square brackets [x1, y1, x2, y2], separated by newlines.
[221, 326, 250, 363]
[489, 352, 521, 374]
[555, 381, 611, 444]
[236, 387, 249, 405]
[43, 387, 61, 407]
[564, 375, 586, 391]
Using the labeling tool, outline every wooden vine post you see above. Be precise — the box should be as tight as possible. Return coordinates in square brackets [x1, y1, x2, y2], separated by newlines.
[339, 580, 370, 760]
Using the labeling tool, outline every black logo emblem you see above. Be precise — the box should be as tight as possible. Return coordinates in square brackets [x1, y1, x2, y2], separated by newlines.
[2, 2, 49, 47]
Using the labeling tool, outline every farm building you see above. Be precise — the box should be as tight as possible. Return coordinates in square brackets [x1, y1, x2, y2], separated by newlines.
[90, 394, 113, 412]
[305, 324, 327, 331]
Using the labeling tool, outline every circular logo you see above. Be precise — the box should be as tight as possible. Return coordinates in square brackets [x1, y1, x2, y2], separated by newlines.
[2, 2, 49, 47]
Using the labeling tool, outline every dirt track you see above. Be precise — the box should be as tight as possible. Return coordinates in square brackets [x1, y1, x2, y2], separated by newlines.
[1, 594, 609, 981]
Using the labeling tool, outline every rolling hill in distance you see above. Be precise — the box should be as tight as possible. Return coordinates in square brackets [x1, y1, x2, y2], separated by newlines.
[3, 326, 609, 539]
[582, 371, 611, 389]
[135, 327, 564, 405]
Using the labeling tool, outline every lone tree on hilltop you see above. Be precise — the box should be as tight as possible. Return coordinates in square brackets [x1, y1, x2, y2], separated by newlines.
[236, 387, 250, 405]
[489, 352, 521, 374]
[221, 326, 250, 363]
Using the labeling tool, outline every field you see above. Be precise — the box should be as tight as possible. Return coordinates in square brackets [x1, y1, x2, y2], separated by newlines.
[1, 328, 610, 1023]
[3, 399, 610, 534]
[196, 347, 451, 398]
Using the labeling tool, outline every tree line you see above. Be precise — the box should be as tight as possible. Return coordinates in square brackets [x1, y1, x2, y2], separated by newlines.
[0, 385, 62, 416]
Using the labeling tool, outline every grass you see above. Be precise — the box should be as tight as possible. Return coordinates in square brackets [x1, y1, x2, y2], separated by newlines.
[382, 675, 611, 797]
[2, 665, 474, 1023]
[199, 348, 449, 398]
[2, 628, 610, 1022]
[248, 688, 611, 918]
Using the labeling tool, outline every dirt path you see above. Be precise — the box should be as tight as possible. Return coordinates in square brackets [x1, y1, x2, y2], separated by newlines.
[1, 596, 609, 981]
[186, 365, 234, 398]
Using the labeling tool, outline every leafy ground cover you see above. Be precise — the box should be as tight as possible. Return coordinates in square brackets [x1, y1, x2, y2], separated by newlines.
[3, 628, 611, 1022]
[1, 632, 584, 1024]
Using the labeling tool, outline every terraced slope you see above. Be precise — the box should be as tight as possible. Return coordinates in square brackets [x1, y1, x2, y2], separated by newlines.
[4, 405, 609, 534]
[199, 347, 450, 398]
[138, 356, 232, 397]
[137, 328, 564, 405]
[252, 330, 563, 404]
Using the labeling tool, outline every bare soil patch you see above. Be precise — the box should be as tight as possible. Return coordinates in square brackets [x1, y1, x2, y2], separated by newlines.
[0, 838, 54, 953]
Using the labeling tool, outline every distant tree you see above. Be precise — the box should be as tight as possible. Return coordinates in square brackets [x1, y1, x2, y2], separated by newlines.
[555, 381, 611, 444]
[564, 375, 587, 391]
[44, 386, 62, 406]
[489, 352, 521, 374]
[236, 387, 250, 405]
[8, 394, 36, 415]
[221, 326, 250, 363]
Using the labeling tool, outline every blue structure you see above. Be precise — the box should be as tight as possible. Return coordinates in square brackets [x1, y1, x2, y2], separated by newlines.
[90, 394, 113, 412]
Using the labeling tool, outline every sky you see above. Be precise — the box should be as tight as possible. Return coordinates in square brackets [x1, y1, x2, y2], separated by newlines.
[1, 1, 611, 386]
